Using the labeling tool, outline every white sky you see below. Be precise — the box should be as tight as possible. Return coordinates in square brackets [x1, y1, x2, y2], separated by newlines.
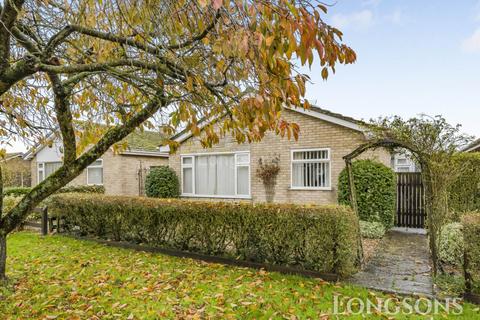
[4, 0, 480, 153]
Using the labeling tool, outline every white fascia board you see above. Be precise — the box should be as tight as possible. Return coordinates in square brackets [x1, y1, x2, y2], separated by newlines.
[284, 106, 365, 133]
[464, 145, 480, 152]
[120, 150, 169, 157]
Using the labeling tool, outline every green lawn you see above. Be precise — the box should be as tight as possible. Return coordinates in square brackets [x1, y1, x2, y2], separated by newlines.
[0, 232, 478, 319]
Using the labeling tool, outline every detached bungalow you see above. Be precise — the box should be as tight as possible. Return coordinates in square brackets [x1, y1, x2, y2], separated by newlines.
[24, 131, 168, 196]
[0, 153, 32, 187]
[164, 106, 392, 205]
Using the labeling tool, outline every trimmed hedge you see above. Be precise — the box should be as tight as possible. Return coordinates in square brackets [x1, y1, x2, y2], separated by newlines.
[49, 194, 361, 277]
[145, 166, 179, 198]
[3, 187, 31, 197]
[462, 213, 480, 294]
[449, 153, 480, 216]
[3, 184, 105, 197]
[57, 185, 105, 194]
[338, 159, 396, 228]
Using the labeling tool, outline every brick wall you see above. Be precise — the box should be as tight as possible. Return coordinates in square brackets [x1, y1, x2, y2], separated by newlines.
[31, 150, 168, 196]
[169, 109, 391, 205]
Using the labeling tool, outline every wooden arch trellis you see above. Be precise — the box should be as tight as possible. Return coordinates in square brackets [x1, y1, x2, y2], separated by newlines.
[342, 138, 426, 265]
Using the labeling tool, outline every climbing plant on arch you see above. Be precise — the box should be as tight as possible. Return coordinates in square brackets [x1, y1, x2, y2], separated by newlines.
[343, 116, 472, 275]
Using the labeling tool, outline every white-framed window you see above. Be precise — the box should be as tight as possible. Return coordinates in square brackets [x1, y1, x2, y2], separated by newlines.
[87, 159, 103, 185]
[181, 152, 250, 198]
[291, 148, 331, 189]
[37, 161, 62, 183]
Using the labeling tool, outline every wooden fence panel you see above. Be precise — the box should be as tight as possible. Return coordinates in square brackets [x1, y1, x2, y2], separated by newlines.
[396, 172, 426, 228]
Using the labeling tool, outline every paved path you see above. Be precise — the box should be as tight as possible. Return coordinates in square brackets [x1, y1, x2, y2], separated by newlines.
[348, 230, 434, 297]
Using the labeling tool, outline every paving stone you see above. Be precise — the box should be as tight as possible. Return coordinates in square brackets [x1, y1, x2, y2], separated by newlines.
[348, 230, 434, 297]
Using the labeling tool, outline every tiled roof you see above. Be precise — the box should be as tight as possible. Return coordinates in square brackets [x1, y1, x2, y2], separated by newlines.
[124, 130, 165, 152]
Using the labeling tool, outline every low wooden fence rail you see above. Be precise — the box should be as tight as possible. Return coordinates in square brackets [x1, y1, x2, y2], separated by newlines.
[23, 207, 64, 236]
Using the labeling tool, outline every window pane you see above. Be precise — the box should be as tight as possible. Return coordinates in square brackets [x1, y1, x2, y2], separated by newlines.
[88, 167, 103, 184]
[44, 162, 62, 178]
[237, 166, 249, 195]
[182, 157, 193, 165]
[216, 155, 235, 195]
[292, 162, 329, 187]
[293, 150, 328, 160]
[236, 153, 250, 164]
[183, 167, 193, 193]
[90, 160, 102, 167]
[194, 154, 235, 196]
[195, 156, 213, 195]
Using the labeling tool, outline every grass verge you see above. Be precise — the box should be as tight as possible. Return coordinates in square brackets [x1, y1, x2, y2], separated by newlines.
[0, 232, 478, 319]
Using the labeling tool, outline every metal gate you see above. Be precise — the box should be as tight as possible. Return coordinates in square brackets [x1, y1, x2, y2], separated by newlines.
[396, 172, 426, 228]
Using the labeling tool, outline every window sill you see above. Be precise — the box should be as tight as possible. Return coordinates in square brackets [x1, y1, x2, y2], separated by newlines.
[288, 187, 333, 191]
[181, 194, 252, 200]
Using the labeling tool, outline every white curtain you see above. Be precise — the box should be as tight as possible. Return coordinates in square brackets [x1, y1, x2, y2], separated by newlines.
[237, 166, 249, 195]
[216, 155, 235, 195]
[292, 163, 305, 187]
[183, 167, 193, 193]
[88, 167, 103, 184]
[195, 155, 235, 196]
[44, 162, 62, 179]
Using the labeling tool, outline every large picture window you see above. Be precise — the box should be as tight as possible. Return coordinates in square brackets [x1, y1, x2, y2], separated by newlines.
[291, 149, 331, 189]
[37, 161, 62, 183]
[181, 152, 250, 198]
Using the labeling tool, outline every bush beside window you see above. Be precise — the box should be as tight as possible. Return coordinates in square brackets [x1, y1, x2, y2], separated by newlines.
[438, 222, 464, 268]
[462, 213, 480, 294]
[145, 166, 180, 198]
[338, 159, 396, 229]
[359, 220, 386, 239]
[49, 194, 361, 277]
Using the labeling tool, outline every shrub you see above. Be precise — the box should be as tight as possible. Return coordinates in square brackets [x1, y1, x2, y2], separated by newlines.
[338, 159, 396, 228]
[438, 222, 464, 267]
[57, 185, 105, 194]
[3, 185, 104, 198]
[360, 220, 386, 239]
[49, 194, 361, 277]
[145, 166, 179, 198]
[449, 153, 480, 217]
[2, 196, 21, 213]
[3, 187, 31, 197]
[462, 213, 480, 294]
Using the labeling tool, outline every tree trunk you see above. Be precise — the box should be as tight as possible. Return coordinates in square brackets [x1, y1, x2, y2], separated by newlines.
[0, 232, 6, 281]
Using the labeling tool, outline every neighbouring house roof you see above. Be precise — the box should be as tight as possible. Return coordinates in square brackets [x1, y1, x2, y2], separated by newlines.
[23, 129, 168, 160]
[160, 106, 366, 152]
[2, 152, 24, 162]
[463, 138, 480, 152]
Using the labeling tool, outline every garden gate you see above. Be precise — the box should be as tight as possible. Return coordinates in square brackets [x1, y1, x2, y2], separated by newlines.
[396, 172, 426, 228]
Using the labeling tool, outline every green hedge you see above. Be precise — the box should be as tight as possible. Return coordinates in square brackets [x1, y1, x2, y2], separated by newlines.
[360, 220, 386, 239]
[49, 194, 361, 277]
[449, 153, 480, 216]
[3, 184, 105, 197]
[145, 166, 179, 198]
[338, 160, 396, 228]
[462, 213, 480, 294]
[3, 187, 31, 197]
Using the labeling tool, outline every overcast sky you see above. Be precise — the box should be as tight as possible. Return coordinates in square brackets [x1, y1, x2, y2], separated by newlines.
[302, 0, 480, 138]
[4, 0, 480, 153]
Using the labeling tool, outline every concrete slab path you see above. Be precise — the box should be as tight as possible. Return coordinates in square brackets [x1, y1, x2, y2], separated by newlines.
[348, 230, 434, 297]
